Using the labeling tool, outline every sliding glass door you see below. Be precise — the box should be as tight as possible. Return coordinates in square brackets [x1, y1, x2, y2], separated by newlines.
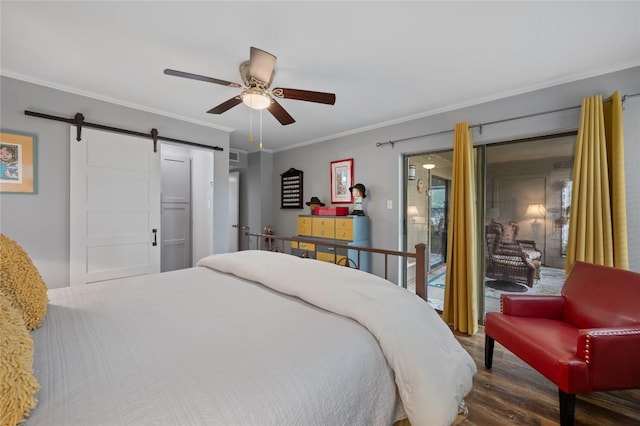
[404, 152, 452, 311]
[403, 134, 574, 317]
[483, 135, 575, 314]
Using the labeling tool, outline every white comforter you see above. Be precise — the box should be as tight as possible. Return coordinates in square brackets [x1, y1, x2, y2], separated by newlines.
[29, 264, 402, 426]
[198, 250, 477, 426]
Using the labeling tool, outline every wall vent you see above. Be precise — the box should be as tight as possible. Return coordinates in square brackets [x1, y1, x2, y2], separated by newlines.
[229, 150, 240, 164]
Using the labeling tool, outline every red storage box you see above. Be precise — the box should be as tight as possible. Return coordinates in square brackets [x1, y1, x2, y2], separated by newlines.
[316, 206, 349, 216]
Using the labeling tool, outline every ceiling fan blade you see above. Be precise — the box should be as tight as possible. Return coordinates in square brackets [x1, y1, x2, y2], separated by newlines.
[164, 69, 241, 88]
[249, 47, 277, 86]
[267, 99, 295, 125]
[271, 87, 336, 105]
[207, 96, 243, 114]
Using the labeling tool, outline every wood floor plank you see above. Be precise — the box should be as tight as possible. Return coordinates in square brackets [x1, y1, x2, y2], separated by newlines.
[453, 327, 640, 426]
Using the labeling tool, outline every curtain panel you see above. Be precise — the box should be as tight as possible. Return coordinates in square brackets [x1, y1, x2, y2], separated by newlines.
[443, 122, 478, 335]
[565, 91, 628, 273]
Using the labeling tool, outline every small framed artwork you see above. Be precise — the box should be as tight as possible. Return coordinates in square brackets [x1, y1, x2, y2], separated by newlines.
[0, 130, 38, 194]
[330, 158, 353, 204]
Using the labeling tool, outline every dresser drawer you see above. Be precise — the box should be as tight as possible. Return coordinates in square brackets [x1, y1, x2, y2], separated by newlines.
[316, 251, 336, 263]
[297, 217, 312, 236]
[311, 217, 335, 239]
[318, 244, 356, 268]
[292, 241, 316, 252]
[335, 219, 354, 241]
[298, 242, 316, 251]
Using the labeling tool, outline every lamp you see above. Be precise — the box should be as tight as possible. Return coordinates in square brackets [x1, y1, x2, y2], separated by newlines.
[526, 203, 546, 224]
[408, 164, 416, 180]
[407, 205, 419, 216]
[241, 88, 271, 110]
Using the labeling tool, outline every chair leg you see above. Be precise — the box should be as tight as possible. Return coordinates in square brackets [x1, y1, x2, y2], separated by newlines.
[558, 389, 576, 426]
[484, 334, 495, 369]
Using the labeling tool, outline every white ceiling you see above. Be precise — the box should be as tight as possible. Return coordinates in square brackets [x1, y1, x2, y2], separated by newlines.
[2, 1, 639, 153]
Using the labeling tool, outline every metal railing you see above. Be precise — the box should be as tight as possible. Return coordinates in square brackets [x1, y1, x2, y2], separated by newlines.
[244, 232, 428, 300]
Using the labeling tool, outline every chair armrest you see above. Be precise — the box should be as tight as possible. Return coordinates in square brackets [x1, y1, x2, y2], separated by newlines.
[517, 239, 542, 258]
[501, 294, 565, 319]
[577, 327, 640, 390]
[517, 239, 539, 249]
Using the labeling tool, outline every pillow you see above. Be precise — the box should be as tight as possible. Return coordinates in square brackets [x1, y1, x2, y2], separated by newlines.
[0, 290, 40, 425]
[0, 234, 48, 330]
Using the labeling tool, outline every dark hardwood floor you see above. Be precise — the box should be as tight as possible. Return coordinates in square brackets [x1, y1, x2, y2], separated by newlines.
[453, 327, 640, 425]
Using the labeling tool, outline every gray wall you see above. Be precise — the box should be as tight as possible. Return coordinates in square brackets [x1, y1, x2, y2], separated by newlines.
[0, 76, 231, 288]
[271, 66, 640, 281]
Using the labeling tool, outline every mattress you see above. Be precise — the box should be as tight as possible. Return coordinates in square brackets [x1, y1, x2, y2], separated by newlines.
[27, 266, 402, 425]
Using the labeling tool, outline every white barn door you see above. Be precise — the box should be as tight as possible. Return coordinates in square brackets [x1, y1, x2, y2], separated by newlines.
[70, 127, 161, 286]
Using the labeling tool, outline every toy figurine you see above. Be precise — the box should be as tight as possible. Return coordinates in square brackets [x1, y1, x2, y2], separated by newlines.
[349, 183, 366, 216]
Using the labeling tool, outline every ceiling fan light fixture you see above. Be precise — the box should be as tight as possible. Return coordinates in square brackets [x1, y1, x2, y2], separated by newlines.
[241, 88, 271, 110]
[165, 46, 334, 125]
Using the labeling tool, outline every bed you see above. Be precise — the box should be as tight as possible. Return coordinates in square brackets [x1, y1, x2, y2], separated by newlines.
[3, 242, 476, 426]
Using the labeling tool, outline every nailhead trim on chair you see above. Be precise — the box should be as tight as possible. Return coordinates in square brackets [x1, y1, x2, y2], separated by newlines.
[582, 329, 640, 364]
[584, 335, 591, 364]
[587, 328, 640, 336]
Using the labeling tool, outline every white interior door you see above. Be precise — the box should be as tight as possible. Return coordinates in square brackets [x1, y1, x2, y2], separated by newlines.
[161, 153, 191, 272]
[70, 127, 161, 285]
[161, 202, 191, 271]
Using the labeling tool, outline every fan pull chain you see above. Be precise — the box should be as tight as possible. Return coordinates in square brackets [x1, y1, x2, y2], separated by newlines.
[259, 109, 263, 150]
[248, 108, 253, 142]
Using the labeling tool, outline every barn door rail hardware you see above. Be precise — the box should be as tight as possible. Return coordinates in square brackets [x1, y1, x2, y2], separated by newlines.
[24, 110, 224, 153]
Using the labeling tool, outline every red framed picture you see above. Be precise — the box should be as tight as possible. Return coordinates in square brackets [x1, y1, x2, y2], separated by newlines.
[330, 158, 353, 204]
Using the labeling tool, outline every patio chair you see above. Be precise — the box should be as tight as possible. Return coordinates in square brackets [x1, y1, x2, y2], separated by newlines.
[485, 221, 537, 287]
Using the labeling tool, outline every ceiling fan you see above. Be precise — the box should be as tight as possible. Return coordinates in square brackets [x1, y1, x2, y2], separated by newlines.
[164, 47, 336, 125]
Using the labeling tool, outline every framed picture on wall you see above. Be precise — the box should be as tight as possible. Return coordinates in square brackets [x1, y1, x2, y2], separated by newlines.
[330, 158, 353, 203]
[0, 130, 38, 194]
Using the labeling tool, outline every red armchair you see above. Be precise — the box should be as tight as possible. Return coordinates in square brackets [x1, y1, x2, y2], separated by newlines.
[484, 261, 640, 426]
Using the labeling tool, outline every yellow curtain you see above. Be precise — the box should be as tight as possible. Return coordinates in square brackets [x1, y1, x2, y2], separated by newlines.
[443, 122, 478, 335]
[603, 92, 629, 269]
[565, 92, 628, 273]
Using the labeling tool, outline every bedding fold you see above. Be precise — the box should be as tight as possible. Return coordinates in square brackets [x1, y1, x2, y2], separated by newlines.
[198, 250, 477, 426]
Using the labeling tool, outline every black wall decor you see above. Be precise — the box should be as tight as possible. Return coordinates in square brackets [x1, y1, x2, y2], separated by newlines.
[281, 168, 303, 209]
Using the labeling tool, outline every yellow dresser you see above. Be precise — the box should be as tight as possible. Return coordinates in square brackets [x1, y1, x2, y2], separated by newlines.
[293, 215, 370, 271]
